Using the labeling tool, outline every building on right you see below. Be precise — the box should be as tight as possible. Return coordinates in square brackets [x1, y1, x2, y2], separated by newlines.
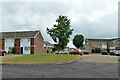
[83, 38, 120, 53]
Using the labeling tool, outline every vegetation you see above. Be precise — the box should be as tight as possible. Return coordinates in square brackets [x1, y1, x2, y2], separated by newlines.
[92, 48, 101, 53]
[73, 34, 84, 49]
[2, 54, 79, 63]
[47, 15, 74, 51]
[11, 47, 17, 54]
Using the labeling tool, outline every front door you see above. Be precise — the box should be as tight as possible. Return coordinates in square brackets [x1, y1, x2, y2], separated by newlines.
[20, 47, 23, 54]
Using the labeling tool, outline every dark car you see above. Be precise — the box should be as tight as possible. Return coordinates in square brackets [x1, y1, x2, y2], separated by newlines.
[101, 50, 108, 55]
[83, 50, 89, 54]
[109, 50, 115, 55]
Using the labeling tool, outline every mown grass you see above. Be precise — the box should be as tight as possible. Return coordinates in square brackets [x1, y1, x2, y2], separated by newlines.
[2, 54, 79, 64]
[6, 53, 21, 55]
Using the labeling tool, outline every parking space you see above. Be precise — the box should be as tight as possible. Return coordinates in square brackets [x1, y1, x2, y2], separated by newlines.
[80, 54, 118, 63]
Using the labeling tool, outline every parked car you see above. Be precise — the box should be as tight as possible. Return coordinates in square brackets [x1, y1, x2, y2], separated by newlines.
[101, 50, 108, 55]
[109, 50, 115, 55]
[114, 50, 120, 56]
[55, 50, 68, 54]
[0, 49, 6, 56]
[69, 49, 83, 55]
[83, 50, 89, 54]
[69, 50, 76, 54]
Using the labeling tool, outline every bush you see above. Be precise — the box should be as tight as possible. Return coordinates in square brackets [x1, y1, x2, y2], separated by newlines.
[92, 48, 101, 53]
[11, 47, 17, 54]
[95, 48, 101, 53]
[8, 50, 12, 54]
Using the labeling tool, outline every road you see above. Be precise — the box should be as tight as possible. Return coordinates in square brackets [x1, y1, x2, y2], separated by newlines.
[1, 54, 119, 78]
[2, 62, 118, 78]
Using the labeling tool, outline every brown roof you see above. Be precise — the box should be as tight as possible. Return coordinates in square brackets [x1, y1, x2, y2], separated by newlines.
[85, 38, 120, 41]
[0, 31, 40, 39]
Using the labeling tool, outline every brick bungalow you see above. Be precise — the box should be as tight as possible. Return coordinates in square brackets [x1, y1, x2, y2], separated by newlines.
[0, 30, 46, 54]
[84, 38, 120, 52]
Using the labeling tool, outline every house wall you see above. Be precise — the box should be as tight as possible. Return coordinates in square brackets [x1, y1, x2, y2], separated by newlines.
[34, 32, 46, 54]
[108, 40, 119, 50]
[84, 40, 103, 52]
[0, 31, 46, 54]
[84, 39, 120, 52]
[5, 38, 14, 52]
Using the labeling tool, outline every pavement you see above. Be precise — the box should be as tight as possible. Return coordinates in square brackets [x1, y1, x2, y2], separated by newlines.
[1, 54, 119, 78]
[0, 55, 21, 61]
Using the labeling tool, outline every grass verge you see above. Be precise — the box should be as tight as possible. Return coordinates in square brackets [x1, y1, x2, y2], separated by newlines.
[2, 54, 80, 64]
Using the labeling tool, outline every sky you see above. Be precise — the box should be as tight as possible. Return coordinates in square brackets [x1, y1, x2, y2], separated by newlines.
[1, 0, 119, 46]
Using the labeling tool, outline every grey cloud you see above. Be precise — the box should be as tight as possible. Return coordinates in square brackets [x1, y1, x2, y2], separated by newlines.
[1, 0, 119, 42]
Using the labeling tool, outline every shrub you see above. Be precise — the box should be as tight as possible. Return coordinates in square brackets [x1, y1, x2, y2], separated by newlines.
[11, 47, 17, 54]
[8, 50, 12, 54]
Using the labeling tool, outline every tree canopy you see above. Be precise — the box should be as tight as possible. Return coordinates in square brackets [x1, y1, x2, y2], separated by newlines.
[47, 15, 74, 50]
[73, 34, 84, 49]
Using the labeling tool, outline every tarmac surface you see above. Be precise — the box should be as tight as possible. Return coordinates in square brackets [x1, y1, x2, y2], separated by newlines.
[1, 54, 119, 78]
[2, 62, 118, 78]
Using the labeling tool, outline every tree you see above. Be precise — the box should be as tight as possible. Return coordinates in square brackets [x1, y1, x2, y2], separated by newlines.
[47, 15, 73, 50]
[73, 34, 84, 49]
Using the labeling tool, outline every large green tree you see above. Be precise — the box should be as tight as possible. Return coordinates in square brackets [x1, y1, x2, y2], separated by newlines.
[47, 15, 73, 50]
[73, 34, 84, 49]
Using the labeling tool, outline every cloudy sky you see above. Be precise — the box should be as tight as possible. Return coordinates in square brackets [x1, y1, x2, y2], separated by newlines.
[1, 0, 119, 43]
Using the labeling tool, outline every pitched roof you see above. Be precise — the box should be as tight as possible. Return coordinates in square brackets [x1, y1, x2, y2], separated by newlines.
[44, 41, 54, 46]
[0, 31, 40, 39]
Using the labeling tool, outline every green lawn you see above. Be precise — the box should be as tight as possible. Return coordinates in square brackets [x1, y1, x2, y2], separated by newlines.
[3, 54, 79, 64]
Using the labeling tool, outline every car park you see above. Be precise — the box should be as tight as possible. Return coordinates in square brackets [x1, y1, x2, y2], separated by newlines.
[69, 49, 83, 55]
[101, 50, 108, 55]
[0, 49, 6, 56]
[114, 50, 120, 56]
[55, 50, 68, 54]
[109, 50, 115, 55]
[83, 50, 89, 54]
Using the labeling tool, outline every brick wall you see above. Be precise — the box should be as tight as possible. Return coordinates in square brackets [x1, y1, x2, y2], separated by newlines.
[84, 40, 103, 52]
[84, 39, 120, 52]
[34, 32, 46, 54]
[0, 39, 2, 49]
[14, 39, 20, 53]
[0, 39, 5, 50]
[108, 40, 119, 50]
